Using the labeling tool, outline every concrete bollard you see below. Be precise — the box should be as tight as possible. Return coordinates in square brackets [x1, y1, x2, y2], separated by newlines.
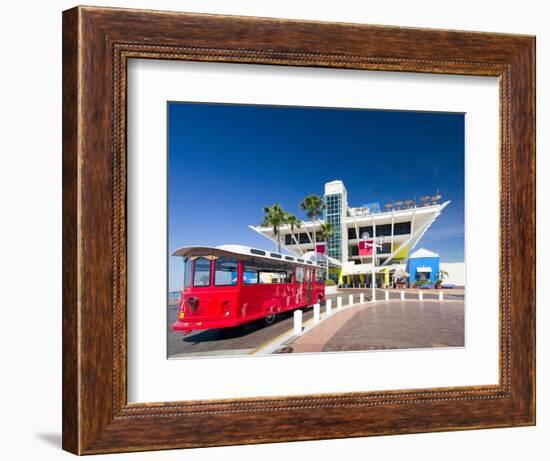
[400, 290, 405, 300]
[385, 290, 389, 301]
[418, 291, 423, 301]
[326, 299, 332, 316]
[348, 294, 353, 305]
[439, 291, 444, 301]
[360, 293, 365, 304]
[313, 303, 321, 323]
[294, 310, 303, 335]
[337, 296, 342, 309]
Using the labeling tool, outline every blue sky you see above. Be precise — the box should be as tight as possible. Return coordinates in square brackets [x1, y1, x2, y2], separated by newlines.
[168, 102, 464, 291]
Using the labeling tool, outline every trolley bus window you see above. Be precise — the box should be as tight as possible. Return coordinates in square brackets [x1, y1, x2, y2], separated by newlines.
[214, 257, 238, 286]
[193, 257, 211, 286]
[295, 266, 305, 283]
[244, 259, 293, 284]
[282, 271, 294, 283]
[315, 269, 325, 282]
[243, 261, 260, 284]
[243, 272, 258, 284]
[183, 257, 192, 288]
[258, 271, 293, 284]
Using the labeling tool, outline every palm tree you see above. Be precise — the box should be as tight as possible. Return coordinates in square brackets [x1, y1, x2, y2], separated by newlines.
[285, 212, 302, 250]
[319, 222, 335, 278]
[436, 269, 449, 286]
[261, 204, 288, 253]
[300, 194, 326, 264]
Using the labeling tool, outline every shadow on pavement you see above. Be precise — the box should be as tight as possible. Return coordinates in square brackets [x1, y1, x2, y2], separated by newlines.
[183, 308, 311, 344]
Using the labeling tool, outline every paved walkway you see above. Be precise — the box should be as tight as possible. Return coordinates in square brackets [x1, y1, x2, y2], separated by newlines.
[288, 299, 464, 353]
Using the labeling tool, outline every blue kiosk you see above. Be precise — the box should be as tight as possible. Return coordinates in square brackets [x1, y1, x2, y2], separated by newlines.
[407, 248, 440, 288]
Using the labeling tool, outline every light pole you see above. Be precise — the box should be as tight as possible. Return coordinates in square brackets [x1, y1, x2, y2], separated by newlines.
[362, 232, 382, 302]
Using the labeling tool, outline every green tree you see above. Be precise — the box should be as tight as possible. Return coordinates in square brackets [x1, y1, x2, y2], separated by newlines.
[319, 222, 335, 277]
[300, 194, 326, 264]
[437, 269, 449, 283]
[261, 204, 288, 253]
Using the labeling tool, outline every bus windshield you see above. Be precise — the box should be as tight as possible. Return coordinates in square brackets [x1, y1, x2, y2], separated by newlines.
[193, 257, 211, 286]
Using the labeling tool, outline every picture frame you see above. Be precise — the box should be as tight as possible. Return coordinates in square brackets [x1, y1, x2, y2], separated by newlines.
[62, 5, 535, 455]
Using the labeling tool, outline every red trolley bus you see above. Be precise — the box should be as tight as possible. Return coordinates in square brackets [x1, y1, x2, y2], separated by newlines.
[171, 245, 326, 334]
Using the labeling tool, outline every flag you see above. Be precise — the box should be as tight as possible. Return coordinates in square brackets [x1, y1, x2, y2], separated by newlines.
[359, 239, 373, 256]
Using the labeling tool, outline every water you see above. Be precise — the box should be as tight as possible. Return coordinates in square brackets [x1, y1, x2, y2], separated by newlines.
[168, 291, 182, 301]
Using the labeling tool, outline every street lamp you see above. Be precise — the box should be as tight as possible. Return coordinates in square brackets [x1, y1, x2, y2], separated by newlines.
[362, 232, 382, 301]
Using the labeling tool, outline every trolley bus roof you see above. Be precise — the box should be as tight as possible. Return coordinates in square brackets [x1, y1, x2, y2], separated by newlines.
[172, 245, 323, 267]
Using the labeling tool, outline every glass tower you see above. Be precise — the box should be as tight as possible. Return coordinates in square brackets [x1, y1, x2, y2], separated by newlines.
[324, 180, 348, 264]
[325, 193, 343, 261]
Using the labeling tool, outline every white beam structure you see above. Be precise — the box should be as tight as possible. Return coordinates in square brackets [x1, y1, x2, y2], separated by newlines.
[380, 201, 450, 267]
[390, 209, 395, 259]
[290, 233, 304, 256]
[247, 225, 301, 257]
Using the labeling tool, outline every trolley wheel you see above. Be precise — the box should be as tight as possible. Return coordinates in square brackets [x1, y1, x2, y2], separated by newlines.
[317, 294, 323, 304]
[265, 312, 277, 325]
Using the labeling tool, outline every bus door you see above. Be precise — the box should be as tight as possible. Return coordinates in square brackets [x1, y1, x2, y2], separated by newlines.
[306, 268, 313, 305]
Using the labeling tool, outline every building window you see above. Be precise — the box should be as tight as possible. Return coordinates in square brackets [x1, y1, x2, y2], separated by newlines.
[376, 224, 392, 236]
[394, 221, 412, 235]
[416, 271, 431, 282]
[214, 257, 238, 286]
[358, 226, 373, 238]
[193, 257, 211, 287]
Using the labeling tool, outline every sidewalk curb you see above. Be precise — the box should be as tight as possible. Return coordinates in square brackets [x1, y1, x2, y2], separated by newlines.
[250, 300, 366, 355]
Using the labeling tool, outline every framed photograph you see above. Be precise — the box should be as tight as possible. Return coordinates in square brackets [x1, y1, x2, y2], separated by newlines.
[62, 6, 535, 454]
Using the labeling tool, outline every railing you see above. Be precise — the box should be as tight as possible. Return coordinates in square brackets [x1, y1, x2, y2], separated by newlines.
[348, 194, 442, 217]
